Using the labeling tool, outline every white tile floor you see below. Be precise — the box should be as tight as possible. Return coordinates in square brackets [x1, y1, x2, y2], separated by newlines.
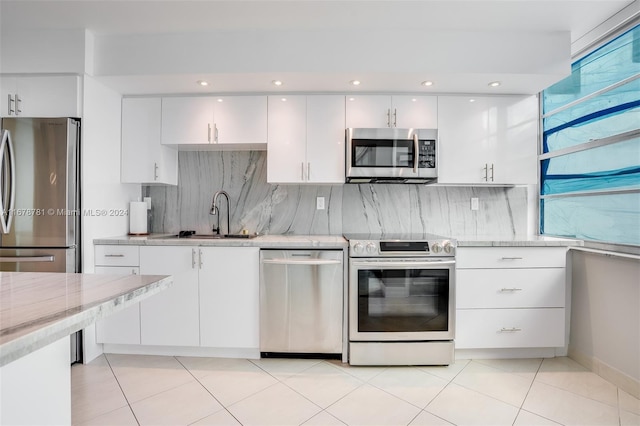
[72, 355, 640, 426]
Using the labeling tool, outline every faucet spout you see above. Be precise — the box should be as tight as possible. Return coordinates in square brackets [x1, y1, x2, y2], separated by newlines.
[210, 190, 231, 235]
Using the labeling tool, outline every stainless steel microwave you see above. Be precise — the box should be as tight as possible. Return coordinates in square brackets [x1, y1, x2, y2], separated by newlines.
[346, 128, 438, 183]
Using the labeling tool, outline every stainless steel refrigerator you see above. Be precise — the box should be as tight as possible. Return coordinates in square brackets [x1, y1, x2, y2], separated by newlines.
[0, 117, 82, 361]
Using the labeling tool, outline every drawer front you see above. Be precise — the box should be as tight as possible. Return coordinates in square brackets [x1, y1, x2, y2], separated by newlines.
[94, 266, 140, 275]
[457, 268, 565, 309]
[456, 247, 567, 269]
[455, 308, 565, 349]
[94, 245, 140, 266]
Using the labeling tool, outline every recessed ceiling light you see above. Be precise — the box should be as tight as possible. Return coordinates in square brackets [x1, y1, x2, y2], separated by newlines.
[281, 97, 287, 102]
[348, 97, 355, 101]
[469, 99, 476, 103]
[350, 80, 361, 86]
[272, 80, 283, 86]
[411, 98, 417, 102]
[421, 81, 433, 87]
[197, 80, 209, 86]
[217, 98, 223, 102]
[488, 81, 501, 87]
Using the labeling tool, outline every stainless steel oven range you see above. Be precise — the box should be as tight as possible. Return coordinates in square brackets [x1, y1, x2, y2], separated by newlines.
[345, 233, 455, 366]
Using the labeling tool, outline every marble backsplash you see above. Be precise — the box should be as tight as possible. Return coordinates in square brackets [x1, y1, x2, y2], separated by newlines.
[144, 151, 528, 237]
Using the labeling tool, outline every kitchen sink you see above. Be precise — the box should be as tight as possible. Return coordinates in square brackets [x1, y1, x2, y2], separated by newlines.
[154, 233, 257, 240]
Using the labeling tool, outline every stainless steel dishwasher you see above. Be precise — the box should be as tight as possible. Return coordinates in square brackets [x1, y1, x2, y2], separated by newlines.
[260, 250, 343, 356]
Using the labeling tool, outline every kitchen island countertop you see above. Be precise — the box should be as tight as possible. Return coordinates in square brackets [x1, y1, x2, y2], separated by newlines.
[0, 272, 172, 367]
[453, 235, 583, 247]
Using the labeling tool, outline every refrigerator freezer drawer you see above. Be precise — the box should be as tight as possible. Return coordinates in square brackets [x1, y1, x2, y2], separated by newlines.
[0, 248, 76, 272]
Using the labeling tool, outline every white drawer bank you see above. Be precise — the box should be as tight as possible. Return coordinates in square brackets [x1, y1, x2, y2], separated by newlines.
[455, 246, 570, 359]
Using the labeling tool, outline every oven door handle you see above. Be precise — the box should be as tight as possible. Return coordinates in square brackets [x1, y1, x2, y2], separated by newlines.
[351, 259, 455, 268]
[262, 258, 342, 266]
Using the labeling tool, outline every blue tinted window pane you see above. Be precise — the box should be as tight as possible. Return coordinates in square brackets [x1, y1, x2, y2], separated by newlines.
[541, 193, 640, 245]
[543, 105, 639, 153]
[541, 138, 640, 195]
[543, 25, 640, 114]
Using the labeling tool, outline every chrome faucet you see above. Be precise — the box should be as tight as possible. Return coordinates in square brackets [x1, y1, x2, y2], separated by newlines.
[210, 190, 231, 235]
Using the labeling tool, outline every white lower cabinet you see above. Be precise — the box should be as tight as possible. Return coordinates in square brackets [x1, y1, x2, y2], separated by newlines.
[455, 247, 568, 350]
[199, 247, 259, 349]
[139, 246, 200, 346]
[94, 246, 141, 345]
[96, 245, 260, 352]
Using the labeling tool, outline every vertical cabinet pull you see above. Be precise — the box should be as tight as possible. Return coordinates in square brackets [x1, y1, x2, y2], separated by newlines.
[154, 162, 159, 180]
[490, 163, 494, 181]
[393, 108, 397, 127]
[192, 248, 197, 269]
[301, 162, 305, 181]
[132, 269, 137, 275]
[199, 249, 203, 269]
[307, 162, 311, 181]
[386, 109, 391, 127]
[7, 94, 15, 115]
[214, 124, 219, 143]
[207, 123, 211, 143]
[483, 163, 496, 182]
[15, 95, 21, 115]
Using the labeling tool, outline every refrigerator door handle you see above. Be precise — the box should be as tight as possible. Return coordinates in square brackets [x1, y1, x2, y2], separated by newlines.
[0, 255, 55, 263]
[0, 129, 16, 234]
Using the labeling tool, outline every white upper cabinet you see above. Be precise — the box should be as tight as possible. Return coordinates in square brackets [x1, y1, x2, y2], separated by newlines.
[161, 97, 214, 145]
[267, 95, 345, 184]
[437, 95, 538, 185]
[345, 95, 437, 129]
[306, 95, 345, 183]
[212, 96, 267, 145]
[1, 75, 81, 118]
[161, 95, 267, 147]
[121, 97, 177, 185]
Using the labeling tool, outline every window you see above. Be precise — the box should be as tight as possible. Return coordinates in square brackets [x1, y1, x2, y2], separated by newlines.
[540, 24, 640, 247]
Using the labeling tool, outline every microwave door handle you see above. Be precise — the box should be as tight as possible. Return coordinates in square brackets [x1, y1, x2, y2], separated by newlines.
[413, 133, 419, 174]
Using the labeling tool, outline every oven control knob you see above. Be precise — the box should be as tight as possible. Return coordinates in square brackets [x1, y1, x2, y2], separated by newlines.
[366, 242, 377, 254]
[444, 241, 454, 254]
[431, 242, 443, 253]
[353, 242, 364, 254]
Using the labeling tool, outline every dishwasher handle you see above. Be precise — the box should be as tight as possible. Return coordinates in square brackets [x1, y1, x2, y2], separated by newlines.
[262, 258, 342, 266]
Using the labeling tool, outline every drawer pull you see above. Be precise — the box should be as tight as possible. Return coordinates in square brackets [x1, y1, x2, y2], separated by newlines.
[501, 257, 523, 260]
[105, 254, 125, 258]
[500, 327, 522, 332]
[500, 288, 523, 292]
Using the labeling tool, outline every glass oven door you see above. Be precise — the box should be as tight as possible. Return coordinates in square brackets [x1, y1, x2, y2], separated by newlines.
[349, 258, 455, 341]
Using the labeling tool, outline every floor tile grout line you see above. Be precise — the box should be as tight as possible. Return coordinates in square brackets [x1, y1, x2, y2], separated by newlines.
[174, 356, 246, 425]
[103, 354, 141, 426]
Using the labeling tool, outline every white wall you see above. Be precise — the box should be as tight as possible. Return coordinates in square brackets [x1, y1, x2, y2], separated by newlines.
[81, 75, 140, 362]
[569, 249, 640, 398]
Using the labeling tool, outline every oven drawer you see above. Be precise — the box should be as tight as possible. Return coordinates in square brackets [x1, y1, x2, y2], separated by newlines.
[455, 308, 565, 349]
[456, 247, 567, 269]
[95, 245, 140, 267]
[456, 268, 565, 309]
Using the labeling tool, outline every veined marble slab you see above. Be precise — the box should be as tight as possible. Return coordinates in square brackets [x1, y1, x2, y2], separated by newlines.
[0, 272, 172, 366]
[94, 234, 348, 248]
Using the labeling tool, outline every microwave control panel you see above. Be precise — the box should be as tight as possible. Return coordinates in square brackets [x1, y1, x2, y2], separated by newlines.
[418, 140, 436, 168]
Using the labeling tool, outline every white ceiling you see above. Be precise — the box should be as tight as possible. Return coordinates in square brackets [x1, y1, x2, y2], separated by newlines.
[1, 0, 637, 95]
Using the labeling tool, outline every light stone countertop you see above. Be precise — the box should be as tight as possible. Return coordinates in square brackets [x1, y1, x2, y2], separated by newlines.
[94, 233, 581, 248]
[0, 272, 172, 367]
[94, 234, 349, 248]
[453, 235, 583, 247]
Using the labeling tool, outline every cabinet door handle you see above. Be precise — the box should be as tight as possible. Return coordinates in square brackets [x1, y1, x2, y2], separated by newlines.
[490, 163, 494, 181]
[7, 94, 14, 115]
[483, 163, 488, 181]
[307, 162, 311, 181]
[500, 327, 522, 332]
[393, 108, 397, 127]
[207, 123, 211, 143]
[15, 95, 21, 115]
[105, 254, 125, 258]
[154, 162, 159, 180]
[500, 288, 523, 292]
[131, 269, 137, 275]
[192, 248, 197, 269]
[501, 257, 523, 260]
[214, 124, 219, 143]
[199, 249, 203, 269]
[301, 162, 305, 180]
[386, 109, 391, 127]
